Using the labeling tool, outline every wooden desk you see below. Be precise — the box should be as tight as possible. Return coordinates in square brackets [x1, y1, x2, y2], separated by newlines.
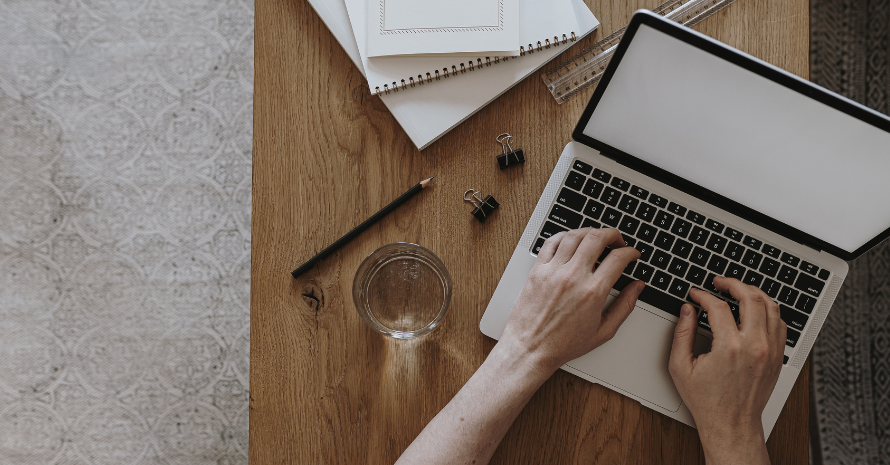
[252, 0, 809, 462]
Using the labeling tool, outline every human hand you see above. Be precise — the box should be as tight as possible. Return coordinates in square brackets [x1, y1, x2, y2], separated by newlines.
[499, 228, 645, 376]
[669, 276, 786, 465]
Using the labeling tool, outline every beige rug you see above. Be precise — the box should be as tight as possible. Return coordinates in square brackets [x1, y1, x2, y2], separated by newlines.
[0, 0, 253, 463]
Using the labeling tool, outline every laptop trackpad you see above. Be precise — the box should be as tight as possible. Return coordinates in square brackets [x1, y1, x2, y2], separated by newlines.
[565, 295, 711, 412]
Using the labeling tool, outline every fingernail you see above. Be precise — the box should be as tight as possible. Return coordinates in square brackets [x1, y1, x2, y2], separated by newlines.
[681, 304, 693, 317]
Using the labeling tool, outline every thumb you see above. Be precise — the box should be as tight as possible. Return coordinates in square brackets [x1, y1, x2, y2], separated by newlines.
[669, 304, 698, 375]
[596, 280, 644, 342]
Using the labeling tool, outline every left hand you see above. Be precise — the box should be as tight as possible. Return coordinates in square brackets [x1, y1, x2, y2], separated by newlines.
[499, 228, 645, 375]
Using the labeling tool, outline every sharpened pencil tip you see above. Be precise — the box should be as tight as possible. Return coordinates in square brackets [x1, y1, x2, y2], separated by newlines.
[420, 175, 436, 188]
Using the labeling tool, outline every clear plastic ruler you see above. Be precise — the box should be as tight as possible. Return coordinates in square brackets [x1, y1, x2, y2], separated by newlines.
[543, 0, 738, 104]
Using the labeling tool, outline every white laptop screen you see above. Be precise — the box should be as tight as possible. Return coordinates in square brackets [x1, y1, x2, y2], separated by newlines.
[581, 23, 890, 254]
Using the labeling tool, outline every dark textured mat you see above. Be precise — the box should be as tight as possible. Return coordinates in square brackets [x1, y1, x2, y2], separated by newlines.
[810, 1, 890, 463]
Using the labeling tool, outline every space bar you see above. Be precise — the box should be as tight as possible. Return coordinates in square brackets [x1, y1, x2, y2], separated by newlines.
[610, 276, 685, 318]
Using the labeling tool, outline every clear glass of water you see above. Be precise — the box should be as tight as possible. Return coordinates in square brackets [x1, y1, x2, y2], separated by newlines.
[353, 243, 452, 339]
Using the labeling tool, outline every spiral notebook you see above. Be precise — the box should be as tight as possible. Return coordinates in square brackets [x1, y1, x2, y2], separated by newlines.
[308, 0, 599, 149]
[366, 0, 521, 57]
[352, 0, 581, 95]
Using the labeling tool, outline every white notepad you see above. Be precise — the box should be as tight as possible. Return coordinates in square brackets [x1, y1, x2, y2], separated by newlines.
[357, 0, 580, 95]
[366, 0, 520, 57]
[307, 0, 599, 149]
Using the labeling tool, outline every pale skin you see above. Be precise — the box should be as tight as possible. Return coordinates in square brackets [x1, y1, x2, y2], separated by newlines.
[395, 228, 787, 465]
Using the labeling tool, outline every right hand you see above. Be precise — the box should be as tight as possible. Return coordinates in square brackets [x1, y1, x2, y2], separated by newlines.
[669, 276, 786, 465]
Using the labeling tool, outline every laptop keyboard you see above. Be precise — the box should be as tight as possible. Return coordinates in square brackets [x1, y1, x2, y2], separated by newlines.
[533, 159, 831, 351]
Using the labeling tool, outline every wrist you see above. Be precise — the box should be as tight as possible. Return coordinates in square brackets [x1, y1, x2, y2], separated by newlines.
[699, 420, 768, 465]
[489, 338, 558, 388]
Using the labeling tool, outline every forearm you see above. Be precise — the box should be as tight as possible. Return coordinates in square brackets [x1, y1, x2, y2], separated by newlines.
[395, 340, 554, 465]
[700, 423, 770, 465]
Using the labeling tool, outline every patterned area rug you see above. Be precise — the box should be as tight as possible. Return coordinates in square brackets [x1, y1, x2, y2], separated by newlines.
[0, 1, 252, 463]
[810, 0, 890, 463]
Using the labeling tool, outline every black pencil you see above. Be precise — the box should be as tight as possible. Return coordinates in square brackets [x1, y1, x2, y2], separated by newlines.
[291, 175, 436, 278]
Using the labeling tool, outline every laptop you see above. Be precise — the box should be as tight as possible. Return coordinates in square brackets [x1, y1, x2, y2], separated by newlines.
[480, 10, 890, 437]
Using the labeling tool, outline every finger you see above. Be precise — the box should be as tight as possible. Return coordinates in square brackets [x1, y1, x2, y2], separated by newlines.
[688, 288, 738, 338]
[536, 231, 566, 264]
[596, 280, 645, 341]
[669, 303, 699, 377]
[764, 297, 783, 339]
[592, 246, 640, 295]
[712, 276, 767, 333]
[550, 229, 590, 265]
[572, 228, 626, 271]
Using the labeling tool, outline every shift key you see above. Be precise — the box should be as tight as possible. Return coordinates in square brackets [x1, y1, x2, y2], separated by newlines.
[548, 204, 583, 229]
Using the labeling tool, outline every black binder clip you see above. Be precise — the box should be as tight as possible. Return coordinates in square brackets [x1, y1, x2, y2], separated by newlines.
[464, 189, 499, 223]
[496, 133, 525, 169]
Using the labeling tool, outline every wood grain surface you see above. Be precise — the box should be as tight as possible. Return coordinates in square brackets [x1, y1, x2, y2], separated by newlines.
[252, 0, 810, 462]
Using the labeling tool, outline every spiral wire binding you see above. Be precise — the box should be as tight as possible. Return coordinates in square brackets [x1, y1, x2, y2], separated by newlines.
[372, 31, 578, 96]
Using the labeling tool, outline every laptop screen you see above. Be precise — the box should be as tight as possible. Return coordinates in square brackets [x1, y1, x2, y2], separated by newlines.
[580, 21, 890, 256]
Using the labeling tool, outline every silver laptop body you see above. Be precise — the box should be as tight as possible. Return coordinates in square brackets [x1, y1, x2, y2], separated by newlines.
[480, 11, 890, 437]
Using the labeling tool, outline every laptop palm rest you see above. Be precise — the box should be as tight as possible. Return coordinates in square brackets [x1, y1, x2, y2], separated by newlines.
[565, 293, 711, 412]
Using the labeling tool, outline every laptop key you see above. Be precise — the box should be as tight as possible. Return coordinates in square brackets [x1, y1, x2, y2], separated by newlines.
[686, 210, 705, 225]
[651, 250, 671, 269]
[707, 255, 729, 274]
[686, 265, 707, 286]
[601, 207, 622, 227]
[582, 178, 605, 199]
[724, 241, 745, 261]
[690, 247, 711, 267]
[630, 185, 649, 200]
[635, 203, 657, 222]
[726, 263, 745, 280]
[742, 249, 763, 269]
[780, 252, 800, 267]
[649, 193, 668, 208]
[601, 186, 621, 206]
[761, 278, 781, 299]
[786, 327, 801, 348]
[698, 309, 712, 331]
[704, 273, 719, 292]
[654, 210, 674, 230]
[777, 265, 798, 285]
[670, 218, 692, 238]
[611, 177, 630, 192]
[800, 261, 819, 276]
[573, 160, 593, 175]
[639, 285, 685, 317]
[778, 286, 799, 306]
[533, 237, 546, 254]
[652, 270, 672, 290]
[622, 235, 637, 248]
[618, 216, 640, 235]
[654, 230, 676, 251]
[565, 171, 586, 191]
[623, 261, 636, 276]
[759, 257, 780, 278]
[818, 269, 830, 280]
[548, 204, 582, 229]
[614, 274, 635, 291]
[762, 244, 781, 259]
[705, 219, 725, 233]
[724, 227, 744, 241]
[795, 294, 817, 314]
[540, 221, 568, 239]
[689, 226, 709, 246]
[794, 273, 825, 297]
[742, 236, 763, 250]
[672, 239, 693, 259]
[667, 202, 687, 216]
[633, 262, 655, 282]
[583, 199, 605, 220]
[637, 223, 658, 243]
[780, 305, 809, 331]
[669, 278, 691, 298]
[636, 242, 654, 262]
[618, 194, 640, 214]
[706, 234, 728, 254]
[743, 269, 764, 287]
[557, 187, 587, 212]
[581, 218, 601, 229]
[592, 168, 611, 182]
[668, 257, 690, 277]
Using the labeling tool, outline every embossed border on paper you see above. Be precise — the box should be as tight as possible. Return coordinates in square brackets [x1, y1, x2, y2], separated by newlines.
[378, 0, 504, 34]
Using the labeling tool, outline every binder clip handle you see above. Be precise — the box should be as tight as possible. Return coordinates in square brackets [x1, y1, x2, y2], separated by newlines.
[464, 189, 499, 223]
[496, 133, 525, 169]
